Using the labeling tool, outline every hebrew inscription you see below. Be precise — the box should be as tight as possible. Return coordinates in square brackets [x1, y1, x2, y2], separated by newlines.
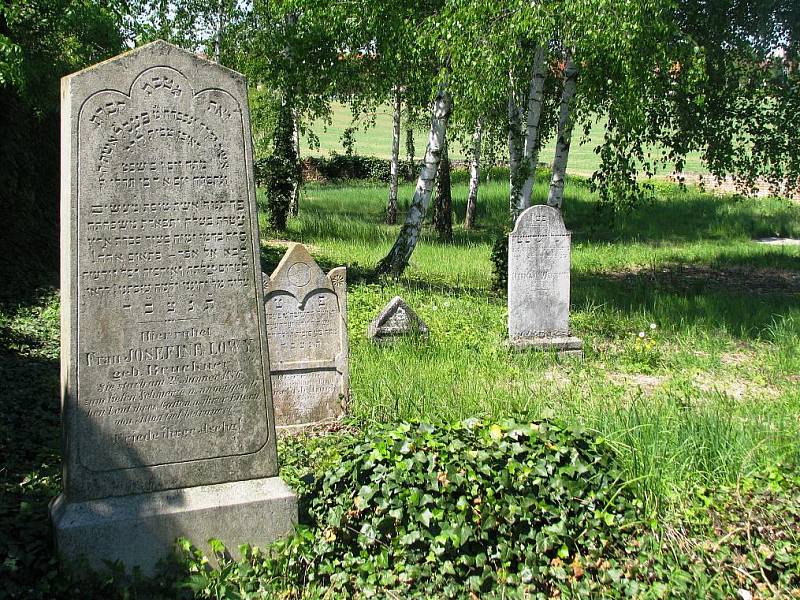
[508, 205, 573, 341]
[64, 47, 275, 497]
[263, 244, 348, 427]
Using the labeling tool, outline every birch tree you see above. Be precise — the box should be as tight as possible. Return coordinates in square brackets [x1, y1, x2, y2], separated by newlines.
[520, 44, 547, 208]
[386, 86, 403, 224]
[373, 0, 798, 274]
[464, 121, 482, 229]
[546, 49, 578, 208]
[238, 0, 348, 228]
[375, 89, 452, 276]
[507, 89, 525, 220]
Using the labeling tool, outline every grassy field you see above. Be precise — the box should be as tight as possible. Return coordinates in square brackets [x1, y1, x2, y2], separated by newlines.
[2, 172, 799, 596]
[300, 102, 708, 175]
[260, 175, 800, 513]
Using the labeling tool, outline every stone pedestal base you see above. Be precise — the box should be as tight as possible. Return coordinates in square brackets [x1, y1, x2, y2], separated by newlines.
[50, 477, 297, 576]
[509, 336, 584, 359]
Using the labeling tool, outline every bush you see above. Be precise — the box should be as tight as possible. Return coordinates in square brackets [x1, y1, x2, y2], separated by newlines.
[304, 154, 393, 183]
[182, 419, 639, 599]
[490, 230, 509, 293]
[261, 154, 297, 231]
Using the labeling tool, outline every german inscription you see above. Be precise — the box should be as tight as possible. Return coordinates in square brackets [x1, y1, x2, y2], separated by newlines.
[62, 41, 278, 500]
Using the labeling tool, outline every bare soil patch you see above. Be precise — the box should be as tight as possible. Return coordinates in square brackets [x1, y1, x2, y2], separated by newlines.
[607, 372, 666, 394]
[694, 372, 781, 401]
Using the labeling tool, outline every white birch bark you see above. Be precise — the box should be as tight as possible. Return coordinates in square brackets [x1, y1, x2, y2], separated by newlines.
[520, 44, 547, 209]
[386, 86, 402, 224]
[376, 89, 452, 276]
[508, 92, 524, 220]
[289, 109, 301, 216]
[464, 121, 482, 229]
[547, 51, 579, 209]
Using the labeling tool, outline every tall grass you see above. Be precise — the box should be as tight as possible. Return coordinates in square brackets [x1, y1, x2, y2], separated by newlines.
[260, 174, 800, 514]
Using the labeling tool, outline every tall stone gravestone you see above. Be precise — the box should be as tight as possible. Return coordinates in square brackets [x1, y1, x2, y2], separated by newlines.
[508, 205, 583, 356]
[262, 243, 348, 428]
[52, 41, 297, 574]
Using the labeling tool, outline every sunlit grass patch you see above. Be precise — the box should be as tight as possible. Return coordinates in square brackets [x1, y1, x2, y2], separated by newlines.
[255, 173, 800, 516]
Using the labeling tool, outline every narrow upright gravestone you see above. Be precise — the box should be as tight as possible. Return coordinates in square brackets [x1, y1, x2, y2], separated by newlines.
[51, 41, 297, 574]
[263, 243, 348, 428]
[508, 205, 583, 356]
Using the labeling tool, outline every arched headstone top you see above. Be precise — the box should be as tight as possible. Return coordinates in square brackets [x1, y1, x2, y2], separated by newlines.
[511, 204, 568, 237]
[264, 243, 334, 307]
[66, 39, 246, 85]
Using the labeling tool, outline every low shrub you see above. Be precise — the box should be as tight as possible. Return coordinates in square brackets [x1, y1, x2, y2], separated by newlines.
[183, 418, 639, 598]
[303, 154, 395, 183]
[260, 154, 299, 231]
[256, 154, 421, 185]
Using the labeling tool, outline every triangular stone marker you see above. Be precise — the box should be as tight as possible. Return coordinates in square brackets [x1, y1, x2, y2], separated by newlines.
[368, 296, 429, 344]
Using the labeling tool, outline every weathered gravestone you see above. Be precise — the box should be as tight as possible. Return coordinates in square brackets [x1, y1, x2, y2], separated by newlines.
[368, 296, 429, 344]
[508, 205, 583, 356]
[262, 243, 348, 428]
[51, 41, 297, 574]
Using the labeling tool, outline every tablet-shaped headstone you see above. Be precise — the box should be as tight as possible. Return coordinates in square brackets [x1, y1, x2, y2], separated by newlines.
[368, 296, 429, 344]
[508, 205, 582, 355]
[263, 243, 348, 427]
[53, 41, 295, 574]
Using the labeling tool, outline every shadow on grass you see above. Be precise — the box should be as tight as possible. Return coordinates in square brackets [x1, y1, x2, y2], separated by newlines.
[0, 338, 63, 596]
[573, 264, 800, 341]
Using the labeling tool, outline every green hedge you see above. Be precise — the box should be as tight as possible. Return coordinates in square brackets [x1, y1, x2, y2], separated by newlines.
[255, 154, 416, 185]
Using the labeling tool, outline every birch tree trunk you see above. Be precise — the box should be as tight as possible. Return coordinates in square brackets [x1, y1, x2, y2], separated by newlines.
[520, 44, 547, 209]
[433, 140, 452, 241]
[464, 121, 482, 230]
[213, 0, 226, 64]
[406, 126, 415, 171]
[547, 51, 579, 209]
[375, 90, 452, 277]
[386, 86, 402, 225]
[508, 92, 525, 221]
[289, 109, 301, 216]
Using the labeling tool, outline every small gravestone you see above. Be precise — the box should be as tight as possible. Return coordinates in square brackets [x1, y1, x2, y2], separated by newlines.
[262, 243, 348, 428]
[508, 205, 582, 356]
[51, 41, 297, 574]
[368, 296, 429, 344]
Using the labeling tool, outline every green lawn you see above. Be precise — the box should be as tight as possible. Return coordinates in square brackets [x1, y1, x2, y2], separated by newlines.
[300, 102, 707, 176]
[2, 174, 798, 596]
[262, 175, 800, 511]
